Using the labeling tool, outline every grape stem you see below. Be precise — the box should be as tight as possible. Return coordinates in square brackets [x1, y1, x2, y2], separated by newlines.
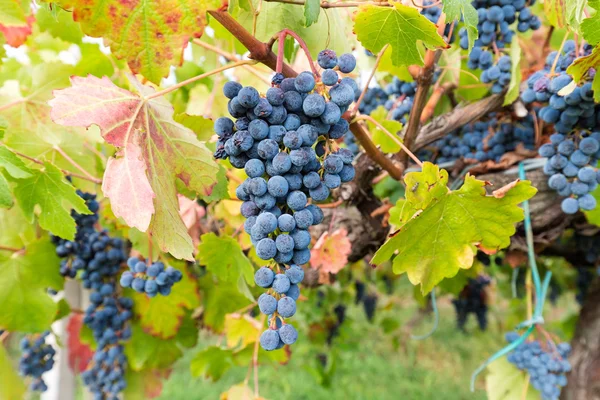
[352, 44, 390, 116]
[410, 0, 442, 9]
[53, 145, 102, 184]
[549, 31, 570, 76]
[263, 0, 393, 8]
[192, 39, 271, 85]
[267, 29, 320, 77]
[147, 60, 258, 100]
[354, 115, 424, 167]
[420, 82, 456, 124]
[0, 245, 23, 252]
[0, 141, 102, 184]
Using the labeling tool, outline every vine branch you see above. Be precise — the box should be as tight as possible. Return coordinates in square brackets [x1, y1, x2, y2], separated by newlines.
[263, 0, 392, 7]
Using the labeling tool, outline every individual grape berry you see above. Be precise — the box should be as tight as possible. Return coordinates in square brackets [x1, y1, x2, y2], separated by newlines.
[279, 324, 298, 345]
[318, 49, 337, 69]
[561, 197, 579, 214]
[260, 329, 281, 351]
[277, 296, 297, 318]
[285, 264, 305, 284]
[258, 293, 278, 314]
[254, 267, 275, 288]
[337, 53, 357, 73]
[223, 81, 243, 99]
[322, 69, 339, 86]
[273, 274, 291, 294]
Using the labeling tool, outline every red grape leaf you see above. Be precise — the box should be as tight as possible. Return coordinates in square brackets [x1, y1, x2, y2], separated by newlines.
[49, 75, 220, 260]
[49, 0, 226, 84]
[310, 228, 352, 274]
[66, 314, 93, 373]
[0, 15, 35, 47]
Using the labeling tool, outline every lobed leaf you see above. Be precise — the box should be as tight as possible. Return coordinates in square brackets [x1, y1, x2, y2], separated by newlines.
[371, 162, 536, 294]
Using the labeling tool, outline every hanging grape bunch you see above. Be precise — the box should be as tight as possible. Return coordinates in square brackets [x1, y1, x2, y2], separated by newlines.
[19, 332, 55, 392]
[521, 40, 600, 214]
[461, 0, 541, 93]
[505, 332, 571, 400]
[213, 49, 357, 350]
[120, 257, 183, 297]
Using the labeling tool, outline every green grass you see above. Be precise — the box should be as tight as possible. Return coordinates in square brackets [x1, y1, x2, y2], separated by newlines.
[158, 299, 507, 400]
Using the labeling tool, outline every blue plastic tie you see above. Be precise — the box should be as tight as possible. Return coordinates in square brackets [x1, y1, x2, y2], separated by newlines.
[470, 162, 552, 391]
[411, 289, 439, 340]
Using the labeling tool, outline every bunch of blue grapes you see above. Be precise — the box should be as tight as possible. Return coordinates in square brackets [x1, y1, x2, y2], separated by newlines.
[538, 133, 600, 214]
[120, 257, 182, 297]
[53, 191, 131, 399]
[431, 113, 536, 163]
[461, 0, 540, 93]
[52, 192, 126, 289]
[214, 49, 358, 350]
[506, 333, 571, 400]
[521, 41, 596, 133]
[452, 275, 490, 331]
[19, 332, 55, 392]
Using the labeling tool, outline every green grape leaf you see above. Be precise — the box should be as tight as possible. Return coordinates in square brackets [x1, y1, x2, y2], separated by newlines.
[0, 238, 63, 332]
[0, 63, 102, 193]
[582, 0, 600, 46]
[49, 75, 220, 260]
[0, 206, 36, 248]
[547, 0, 589, 32]
[0, 146, 32, 178]
[366, 106, 403, 153]
[12, 162, 91, 240]
[0, 0, 28, 26]
[123, 368, 167, 400]
[201, 275, 252, 332]
[485, 358, 538, 400]
[197, 233, 255, 285]
[371, 162, 536, 294]
[0, 344, 26, 400]
[354, 3, 447, 67]
[125, 322, 187, 371]
[190, 346, 235, 381]
[504, 41, 522, 106]
[236, 1, 353, 57]
[442, 0, 479, 51]
[0, 173, 11, 208]
[133, 265, 200, 339]
[36, 5, 83, 43]
[224, 313, 262, 348]
[566, 45, 600, 102]
[304, 0, 320, 27]
[49, 0, 224, 84]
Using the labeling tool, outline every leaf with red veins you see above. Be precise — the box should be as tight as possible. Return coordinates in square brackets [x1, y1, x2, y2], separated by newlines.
[49, 75, 219, 260]
[310, 229, 352, 274]
[53, 0, 226, 84]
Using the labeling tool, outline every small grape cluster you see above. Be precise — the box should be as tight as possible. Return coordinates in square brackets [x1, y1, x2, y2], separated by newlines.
[538, 132, 600, 214]
[52, 192, 126, 290]
[214, 49, 358, 350]
[452, 275, 490, 331]
[506, 333, 571, 400]
[462, 0, 540, 93]
[255, 265, 303, 350]
[431, 113, 535, 163]
[53, 191, 131, 399]
[19, 332, 55, 392]
[521, 41, 597, 134]
[120, 257, 183, 297]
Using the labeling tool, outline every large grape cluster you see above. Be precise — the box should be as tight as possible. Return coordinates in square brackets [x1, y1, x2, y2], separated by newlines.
[431, 113, 536, 163]
[521, 40, 600, 214]
[452, 276, 490, 331]
[120, 257, 182, 297]
[420, 0, 455, 43]
[19, 332, 55, 392]
[461, 0, 541, 93]
[506, 333, 571, 400]
[214, 49, 357, 350]
[53, 192, 131, 399]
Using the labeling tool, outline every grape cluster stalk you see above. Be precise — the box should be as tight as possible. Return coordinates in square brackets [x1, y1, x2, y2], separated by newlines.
[213, 49, 357, 350]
